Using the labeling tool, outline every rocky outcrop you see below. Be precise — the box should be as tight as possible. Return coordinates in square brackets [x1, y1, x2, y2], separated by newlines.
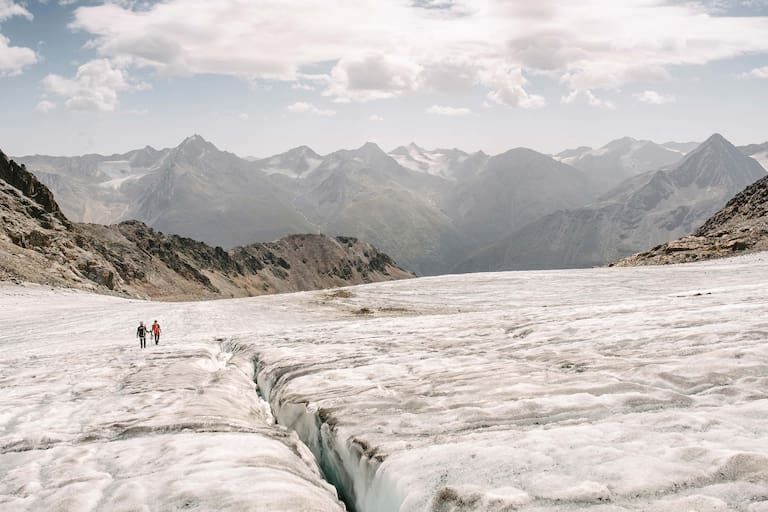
[0, 150, 68, 224]
[0, 149, 413, 299]
[614, 174, 768, 266]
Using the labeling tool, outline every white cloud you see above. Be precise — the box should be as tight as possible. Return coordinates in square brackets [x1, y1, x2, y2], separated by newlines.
[0, 0, 31, 21]
[0, 2, 36, 76]
[238, 113, 249, 120]
[561, 89, 615, 110]
[484, 68, 546, 108]
[0, 33, 36, 76]
[34, 100, 57, 113]
[41, 59, 149, 112]
[369, 114, 384, 122]
[739, 66, 768, 78]
[69, 0, 768, 105]
[286, 102, 336, 116]
[633, 90, 676, 104]
[325, 55, 423, 102]
[426, 105, 472, 116]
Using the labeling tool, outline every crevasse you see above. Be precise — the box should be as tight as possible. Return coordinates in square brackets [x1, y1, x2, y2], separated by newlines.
[254, 356, 407, 512]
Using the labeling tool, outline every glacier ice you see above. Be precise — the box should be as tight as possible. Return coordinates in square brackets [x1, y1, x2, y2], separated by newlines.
[2, 254, 768, 511]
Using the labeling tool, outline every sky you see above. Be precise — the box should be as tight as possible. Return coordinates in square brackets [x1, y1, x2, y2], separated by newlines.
[0, 0, 767, 158]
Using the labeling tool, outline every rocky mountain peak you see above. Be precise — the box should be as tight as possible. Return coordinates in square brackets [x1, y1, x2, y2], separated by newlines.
[357, 141, 386, 154]
[666, 133, 764, 190]
[685, 133, 739, 159]
[351, 142, 393, 165]
[174, 134, 219, 159]
[0, 149, 67, 224]
[703, 132, 728, 145]
[285, 145, 320, 159]
[604, 136, 639, 150]
[495, 147, 549, 163]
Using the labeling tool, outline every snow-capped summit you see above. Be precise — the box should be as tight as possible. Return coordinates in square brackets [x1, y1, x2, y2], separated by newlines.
[555, 137, 690, 194]
[661, 140, 700, 155]
[554, 145, 592, 162]
[257, 145, 323, 179]
[388, 143, 482, 181]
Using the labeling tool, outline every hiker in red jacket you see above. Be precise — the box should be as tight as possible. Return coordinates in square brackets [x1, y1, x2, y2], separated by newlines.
[151, 320, 161, 345]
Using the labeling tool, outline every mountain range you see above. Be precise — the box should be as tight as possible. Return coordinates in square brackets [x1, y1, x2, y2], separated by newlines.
[14, 133, 768, 275]
[458, 134, 765, 271]
[0, 150, 412, 299]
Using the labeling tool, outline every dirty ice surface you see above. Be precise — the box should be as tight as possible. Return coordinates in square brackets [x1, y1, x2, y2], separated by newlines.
[0, 291, 345, 511]
[2, 254, 768, 512]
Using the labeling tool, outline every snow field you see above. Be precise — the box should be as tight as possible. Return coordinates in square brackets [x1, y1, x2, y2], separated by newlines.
[2, 253, 768, 511]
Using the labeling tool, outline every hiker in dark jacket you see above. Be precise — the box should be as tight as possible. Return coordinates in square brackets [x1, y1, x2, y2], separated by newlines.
[137, 321, 147, 349]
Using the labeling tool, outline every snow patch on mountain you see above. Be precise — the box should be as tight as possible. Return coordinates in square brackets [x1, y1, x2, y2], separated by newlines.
[263, 156, 323, 178]
[389, 143, 469, 180]
[749, 150, 768, 171]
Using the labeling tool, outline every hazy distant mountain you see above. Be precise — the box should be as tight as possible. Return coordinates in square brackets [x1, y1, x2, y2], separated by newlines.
[616, 171, 768, 266]
[1, 149, 412, 299]
[739, 141, 768, 171]
[290, 142, 465, 274]
[555, 137, 689, 194]
[128, 135, 316, 247]
[459, 134, 766, 271]
[389, 143, 488, 181]
[18, 136, 317, 247]
[447, 148, 595, 247]
[17, 147, 161, 224]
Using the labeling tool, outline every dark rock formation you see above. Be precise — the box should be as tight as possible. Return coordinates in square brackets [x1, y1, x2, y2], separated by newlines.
[614, 173, 768, 266]
[0, 150, 67, 224]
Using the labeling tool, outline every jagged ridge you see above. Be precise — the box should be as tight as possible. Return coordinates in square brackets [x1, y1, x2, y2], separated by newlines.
[0, 150, 413, 299]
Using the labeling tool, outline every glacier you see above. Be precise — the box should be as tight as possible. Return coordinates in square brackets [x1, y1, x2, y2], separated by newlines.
[2, 254, 768, 511]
